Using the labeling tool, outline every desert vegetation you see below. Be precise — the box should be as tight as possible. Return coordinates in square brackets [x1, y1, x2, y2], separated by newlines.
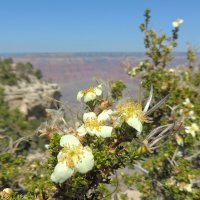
[0, 9, 199, 200]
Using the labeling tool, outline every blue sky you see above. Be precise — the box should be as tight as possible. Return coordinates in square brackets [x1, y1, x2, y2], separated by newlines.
[0, 0, 199, 53]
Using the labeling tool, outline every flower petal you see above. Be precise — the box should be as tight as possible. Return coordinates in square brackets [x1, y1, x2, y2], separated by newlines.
[60, 135, 80, 147]
[84, 92, 96, 102]
[57, 151, 65, 160]
[172, 19, 183, 28]
[175, 134, 184, 146]
[172, 21, 178, 28]
[77, 124, 87, 136]
[127, 116, 143, 133]
[77, 91, 84, 102]
[85, 127, 99, 136]
[51, 162, 74, 184]
[83, 112, 96, 122]
[192, 123, 199, 131]
[94, 86, 102, 96]
[97, 84, 103, 90]
[190, 131, 196, 137]
[98, 109, 113, 122]
[98, 126, 113, 138]
[184, 184, 192, 192]
[74, 147, 94, 173]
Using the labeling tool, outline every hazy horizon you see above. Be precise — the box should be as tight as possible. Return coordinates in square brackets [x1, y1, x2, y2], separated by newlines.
[9, 51, 197, 103]
[1, 51, 197, 55]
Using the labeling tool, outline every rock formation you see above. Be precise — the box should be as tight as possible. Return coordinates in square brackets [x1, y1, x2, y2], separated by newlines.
[3, 79, 61, 118]
[1, 62, 61, 118]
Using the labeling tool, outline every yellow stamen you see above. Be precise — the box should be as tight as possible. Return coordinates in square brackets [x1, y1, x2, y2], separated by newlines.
[190, 124, 199, 132]
[116, 100, 146, 122]
[84, 117, 102, 131]
[82, 87, 95, 95]
[59, 144, 84, 168]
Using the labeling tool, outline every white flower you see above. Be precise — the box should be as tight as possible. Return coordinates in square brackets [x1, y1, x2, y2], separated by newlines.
[179, 108, 184, 115]
[169, 68, 175, 73]
[179, 109, 196, 120]
[115, 100, 145, 133]
[177, 182, 192, 193]
[172, 18, 184, 28]
[97, 109, 113, 121]
[175, 134, 183, 146]
[166, 177, 176, 187]
[188, 110, 196, 120]
[77, 84, 102, 102]
[139, 61, 144, 66]
[77, 110, 113, 138]
[183, 98, 194, 108]
[184, 184, 192, 193]
[51, 135, 94, 184]
[185, 123, 199, 137]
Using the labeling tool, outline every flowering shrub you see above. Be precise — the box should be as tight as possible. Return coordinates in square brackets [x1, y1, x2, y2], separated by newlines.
[126, 9, 200, 200]
[0, 77, 176, 200]
[1, 9, 199, 200]
[40, 82, 176, 200]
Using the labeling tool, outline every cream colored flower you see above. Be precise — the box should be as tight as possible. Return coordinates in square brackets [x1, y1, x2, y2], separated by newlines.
[179, 108, 183, 115]
[51, 135, 94, 184]
[179, 109, 196, 120]
[166, 177, 176, 187]
[115, 100, 146, 133]
[175, 134, 183, 146]
[185, 123, 199, 137]
[168, 68, 175, 73]
[177, 182, 192, 193]
[188, 110, 196, 120]
[77, 110, 113, 138]
[172, 18, 184, 28]
[183, 98, 194, 108]
[139, 61, 144, 66]
[184, 184, 192, 193]
[77, 84, 102, 102]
